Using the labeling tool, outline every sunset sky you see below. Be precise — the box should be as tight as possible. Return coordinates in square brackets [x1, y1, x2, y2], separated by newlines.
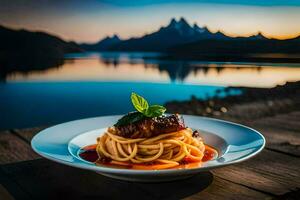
[0, 0, 300, 43]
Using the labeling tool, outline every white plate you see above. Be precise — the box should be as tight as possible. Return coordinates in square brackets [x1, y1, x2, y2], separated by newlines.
[31, 115, 265, 182]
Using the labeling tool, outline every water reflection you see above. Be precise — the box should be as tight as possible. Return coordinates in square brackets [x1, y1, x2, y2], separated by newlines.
[0, 56, 64, 81]
[5, 52, 300, 88]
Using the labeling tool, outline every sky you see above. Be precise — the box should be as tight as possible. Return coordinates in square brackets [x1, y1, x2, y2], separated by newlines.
[0, 0, 300, 43]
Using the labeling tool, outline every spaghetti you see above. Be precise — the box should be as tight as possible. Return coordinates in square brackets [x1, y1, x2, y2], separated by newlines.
[95, 127, 206, 169]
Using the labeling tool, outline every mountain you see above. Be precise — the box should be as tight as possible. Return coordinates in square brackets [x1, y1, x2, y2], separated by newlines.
[169, 36, 300, 56]
[0, 25, 83, 78]
[80, 34, 121, 51]
[108, 17, 232, 51]
[0, 25, 82, 58]
[81, 17, 230, 52]
[248, 32, 268, 40]
[80, 17, 300, 56]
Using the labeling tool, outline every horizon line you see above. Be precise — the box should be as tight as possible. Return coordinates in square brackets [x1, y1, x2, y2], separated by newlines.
[1, 17, 300, 43]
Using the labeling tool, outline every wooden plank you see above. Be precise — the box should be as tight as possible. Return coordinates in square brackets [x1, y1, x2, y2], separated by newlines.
[251, 117, 300, 132]
[12, 127, 45, 143]
[252, 126, 299, 146]
[267, 142, 300, 157]
[0, 159, 271, 200]
[270, 111, 300, 121]
[0, 131, 39, 165]
[288, 111, 300, 118]
[0, 184, 14, 200]
[185, 177, 271, 200]
[275, 189, 300, 200]
[274, 111, 300, 122]
[0, 167, 31, 200]
[220, 111, 300, 156]
[222, 98, 297, 121]
[212, 149, 300, 196]
[244, 111, 300, 156]
[244, 125, 300, 156]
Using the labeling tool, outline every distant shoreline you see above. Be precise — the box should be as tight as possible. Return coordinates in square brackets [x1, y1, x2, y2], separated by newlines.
[151, 53, 300, 64]
[75, 50, 300, 64]
[165, 81, 300, 121]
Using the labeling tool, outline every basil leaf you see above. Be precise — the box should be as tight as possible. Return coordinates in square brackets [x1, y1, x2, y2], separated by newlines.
[131, 92, 149, 113]
[144, 105, 166, 117]
[114, 112, 146, 126]
[115, 92, 167, 126]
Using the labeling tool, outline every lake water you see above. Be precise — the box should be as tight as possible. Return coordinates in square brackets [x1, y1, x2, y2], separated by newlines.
[1, 52, 300, 130]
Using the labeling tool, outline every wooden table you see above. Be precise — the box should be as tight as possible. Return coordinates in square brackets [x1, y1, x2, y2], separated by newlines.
[0, 111, 299, 200]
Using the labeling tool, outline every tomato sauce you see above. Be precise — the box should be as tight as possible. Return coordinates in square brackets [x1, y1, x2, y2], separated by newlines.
[79, 144, 218, 169]
[202, 145, 217, 162]
[79, 144, 98, 162]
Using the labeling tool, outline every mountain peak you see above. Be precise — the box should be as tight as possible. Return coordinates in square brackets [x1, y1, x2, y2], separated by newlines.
[167, 17, 191, 28]
[170, 18, 177, 23]
[255, 32, 266, 39]
[193, 23, 199, 29]
[178, 17, 191, 28]
[248, 31, 267, 40]
[193, 23, 209, 33]
[166, 18, 178, 28]
[162, 18, 220, 39]
[164, 17, 195, 37]
[111, 34, 120, 40]
[103, 34, 121, 42]
[179, 17, 188, 24]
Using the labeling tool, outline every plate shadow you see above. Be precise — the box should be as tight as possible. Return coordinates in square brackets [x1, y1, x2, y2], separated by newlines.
[0, 159, 213, 200]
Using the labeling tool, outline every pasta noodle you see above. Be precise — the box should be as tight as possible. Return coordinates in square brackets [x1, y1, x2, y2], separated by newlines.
[95, 127, 205, 169]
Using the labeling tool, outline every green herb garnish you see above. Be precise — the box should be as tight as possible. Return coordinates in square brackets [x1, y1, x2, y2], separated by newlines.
[131, 92, 166, 117]
[114, 92, 167, 126]
[144, 105, 166, 118]
[114, 112, 145, 126]
[131, 92, 149, 113]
